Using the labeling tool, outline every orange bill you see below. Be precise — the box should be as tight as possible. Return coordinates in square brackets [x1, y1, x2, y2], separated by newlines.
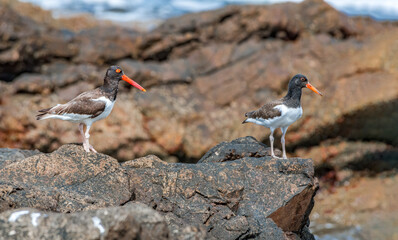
[122, 75, 146, 92]
[306, 83, 322, 96]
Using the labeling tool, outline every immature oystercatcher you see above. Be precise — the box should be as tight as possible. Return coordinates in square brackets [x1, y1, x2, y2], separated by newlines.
[242, 74, 322, 159]
[36, 66, 146, 153]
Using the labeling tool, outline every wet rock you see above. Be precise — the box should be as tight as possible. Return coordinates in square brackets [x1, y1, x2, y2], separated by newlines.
[0, 203, 169, 240]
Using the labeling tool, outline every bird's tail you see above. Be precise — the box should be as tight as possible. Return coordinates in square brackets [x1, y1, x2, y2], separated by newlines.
[36, 107, 52, 120]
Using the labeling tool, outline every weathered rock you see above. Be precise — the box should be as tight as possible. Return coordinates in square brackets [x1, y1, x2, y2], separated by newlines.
[0, 144, 131, 213]
[0, 137, 318, 239]
[198, 136, 279, 163]
[139, 0, 358, 60]
[1, 0, 396, 164]
[0, 148, 40, 168]
[0, 203, 169, 240]
[123, 137, 318, 239]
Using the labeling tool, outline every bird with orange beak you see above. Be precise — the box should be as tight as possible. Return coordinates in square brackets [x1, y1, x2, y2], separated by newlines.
[36, 66, 146, 153]
[242, 74, 322, 159]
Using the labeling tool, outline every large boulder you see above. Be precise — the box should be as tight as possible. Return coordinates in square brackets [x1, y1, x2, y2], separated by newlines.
[124, 137, 318, 239]
[0, 137, 318, 239]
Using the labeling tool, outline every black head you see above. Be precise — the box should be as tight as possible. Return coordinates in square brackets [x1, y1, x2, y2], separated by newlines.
[104, 65, 146, 92]
[105, 65, 124, 81]
[288, 74, 322, 96]
[290, 74, 309, 88]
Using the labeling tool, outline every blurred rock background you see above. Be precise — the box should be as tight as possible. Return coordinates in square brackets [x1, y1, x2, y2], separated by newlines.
[0, 0, 397, 239]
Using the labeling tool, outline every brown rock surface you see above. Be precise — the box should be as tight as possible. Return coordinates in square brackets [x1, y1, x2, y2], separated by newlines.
[311, 174, 398, 240]
[0, 0, 397, 239]
[0, 137, 319, 239]
[0, 0, 397, 162]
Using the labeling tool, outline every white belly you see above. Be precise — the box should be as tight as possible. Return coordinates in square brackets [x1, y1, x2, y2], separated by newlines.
[83, 97, 115, 126]
[43, 97, 115, 125]
[247, 105, 302, 129]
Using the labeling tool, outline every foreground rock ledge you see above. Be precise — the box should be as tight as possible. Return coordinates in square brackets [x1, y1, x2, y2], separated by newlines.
[0, 137, 318, 239]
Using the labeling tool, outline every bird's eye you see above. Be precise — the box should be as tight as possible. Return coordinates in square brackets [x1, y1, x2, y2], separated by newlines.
[115, 69, 121, 73]
[300, 77, 306, 82]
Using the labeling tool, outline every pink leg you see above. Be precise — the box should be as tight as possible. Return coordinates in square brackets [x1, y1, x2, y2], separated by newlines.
[84, 124, 97, 153]
[79, 123, 90, 152]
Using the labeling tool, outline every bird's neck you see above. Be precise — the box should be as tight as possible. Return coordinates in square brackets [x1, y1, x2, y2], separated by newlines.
[283, 87, 302, 108]
[102, 77, 119, 101]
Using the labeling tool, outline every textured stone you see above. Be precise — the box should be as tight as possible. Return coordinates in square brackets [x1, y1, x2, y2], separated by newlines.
[0, 203, 169, 240]
[0, 137, 318, 239]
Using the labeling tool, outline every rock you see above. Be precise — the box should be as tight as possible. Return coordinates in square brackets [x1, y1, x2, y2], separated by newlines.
[0, 137, 318, 239]
[1, 0, 396, 164]
[0, 148, 40, 168]
[311, 174, 398, 240]
[0, 144, 131, 213]
[0, 203, 169, 240]
[138, 0, 358, 60]
[198, 136, 278, 163]
[73, 26, 140, 64]
[124, 137, 318, 239]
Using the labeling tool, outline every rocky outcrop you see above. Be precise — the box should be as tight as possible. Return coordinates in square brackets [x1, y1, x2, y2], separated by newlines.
[0, 144, 131, 213]
[1, 0, 397, 161]
[0, 137, 318, 239]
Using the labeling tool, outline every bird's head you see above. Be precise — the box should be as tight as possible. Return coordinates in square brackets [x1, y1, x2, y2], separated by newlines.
[291, 74, 322, 96]
[106, 66, 146, 92]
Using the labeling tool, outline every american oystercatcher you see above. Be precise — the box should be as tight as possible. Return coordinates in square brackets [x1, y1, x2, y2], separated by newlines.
[242, 74, 322, 159]
[36, 66, 146, 153]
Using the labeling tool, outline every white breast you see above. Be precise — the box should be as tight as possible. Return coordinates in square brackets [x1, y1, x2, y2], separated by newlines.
[87, 96, 115, 124]
[273, 105, 302, 127]
[247, 105, 302, 129]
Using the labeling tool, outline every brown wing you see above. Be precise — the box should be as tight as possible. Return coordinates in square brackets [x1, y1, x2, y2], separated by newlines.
[243, 99, 283, 122]
[50, 99, 106, 118]
[37, 88, 106, 119]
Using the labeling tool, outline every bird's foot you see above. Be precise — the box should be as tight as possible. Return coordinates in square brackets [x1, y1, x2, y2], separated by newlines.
[88, 145, 97, 153]
[82, 143, 97, 153]
[82, 142, 90, 152]
[271, 154, 282, 159]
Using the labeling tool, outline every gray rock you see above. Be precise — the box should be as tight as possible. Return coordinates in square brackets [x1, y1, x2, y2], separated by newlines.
[125, 137, 318, 239]
[0, 137, 318, 239]
[0, 144, 131, 213]
[0, 148, 41, 168]
[0, 203, 169, 240]
[198, 136, 280, 163]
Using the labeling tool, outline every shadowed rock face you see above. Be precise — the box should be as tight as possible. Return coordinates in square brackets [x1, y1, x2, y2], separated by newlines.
[0, 137, 318, 239]
[0, 0, 396, 161]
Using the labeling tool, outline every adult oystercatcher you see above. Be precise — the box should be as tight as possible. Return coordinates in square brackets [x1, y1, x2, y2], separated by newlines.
[36, 66, 146, 153]
[242, 74, 322, 159]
